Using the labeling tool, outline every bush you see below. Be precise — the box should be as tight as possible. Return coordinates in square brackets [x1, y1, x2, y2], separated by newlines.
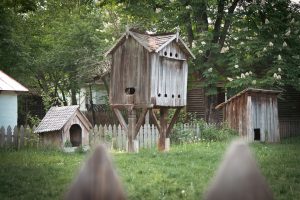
[171, 119, 237, 144]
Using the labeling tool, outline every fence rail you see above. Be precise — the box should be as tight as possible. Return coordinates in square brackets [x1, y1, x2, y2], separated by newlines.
[0, 125, 38, 149]
[0, 120, 299, 149]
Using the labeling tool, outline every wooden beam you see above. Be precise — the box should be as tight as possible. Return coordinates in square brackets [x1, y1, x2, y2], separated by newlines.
[134, 108, 149, 139]
[166, 107, 182, 137]
[149, 109, 161, 134]
[113, 108, 128, 132]
[158, 107, 168, 151]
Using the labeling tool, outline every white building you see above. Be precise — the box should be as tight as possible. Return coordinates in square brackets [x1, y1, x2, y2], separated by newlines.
[0, 70, 28, 127]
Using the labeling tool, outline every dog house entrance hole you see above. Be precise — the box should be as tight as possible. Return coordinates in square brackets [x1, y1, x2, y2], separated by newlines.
[254, 128, 261, 141]
[70, 124, 82, 147]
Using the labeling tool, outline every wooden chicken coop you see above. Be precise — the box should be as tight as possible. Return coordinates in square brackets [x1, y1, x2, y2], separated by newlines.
[215, 88, 281, 142]
[105, 28, 195, 152]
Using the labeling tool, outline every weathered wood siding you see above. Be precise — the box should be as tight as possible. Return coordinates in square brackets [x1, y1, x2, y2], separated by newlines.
[150, 41, 188, 107]
[110, 36, 151, 106]
[187, 88, 206, 118]
[250, 94, 280, 142]
[61, 110, 90, 146]
[222, 91, 280, 142]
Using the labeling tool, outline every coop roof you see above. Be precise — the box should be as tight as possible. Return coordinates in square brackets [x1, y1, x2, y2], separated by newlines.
[0, 70, 28, 92]
[215, 88, 281, 110]
[35, 105, 91, 133]
[105, 30, 195, 59]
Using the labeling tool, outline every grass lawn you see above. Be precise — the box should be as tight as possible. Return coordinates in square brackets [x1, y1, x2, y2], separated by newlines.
[0, 137, 299, 200]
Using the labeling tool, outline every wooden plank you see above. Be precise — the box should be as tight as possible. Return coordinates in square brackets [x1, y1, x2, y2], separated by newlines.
[0, 126, 5, 147]
[158, 107, 168, 151]
[7, 126, 12, 146]
[166, 107, 182, 137]
[134, 108, 149, 138]
[113, 108, 128, 132]
[149, 109, 161, 133]
[127, 110, 137, 152]
[246, 95, 253, 141]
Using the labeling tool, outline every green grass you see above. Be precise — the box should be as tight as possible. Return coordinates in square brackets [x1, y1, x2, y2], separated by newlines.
[0, 138, 299, 200]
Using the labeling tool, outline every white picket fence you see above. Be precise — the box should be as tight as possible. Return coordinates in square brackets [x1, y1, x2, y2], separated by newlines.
[89, 124, 201, 151]
[0, 124, 201, 150]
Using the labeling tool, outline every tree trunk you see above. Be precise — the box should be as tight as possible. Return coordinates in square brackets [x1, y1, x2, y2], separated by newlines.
[71, 87, 77, 105]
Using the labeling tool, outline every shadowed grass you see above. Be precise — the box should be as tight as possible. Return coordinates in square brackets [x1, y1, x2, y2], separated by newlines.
[0, 137, 299, 199]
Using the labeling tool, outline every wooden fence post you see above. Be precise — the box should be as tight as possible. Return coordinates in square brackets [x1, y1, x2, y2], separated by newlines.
[14, 126, 18, 148]
[7, 126, 12, 147]
[19, 125, 25, 149]
[0, 126, 5, 148]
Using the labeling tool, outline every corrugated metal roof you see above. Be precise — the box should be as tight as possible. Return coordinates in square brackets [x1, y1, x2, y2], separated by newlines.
[0, 70, 28, 92]
[105, 30, 195, 59]
[35, 105, 79, 133]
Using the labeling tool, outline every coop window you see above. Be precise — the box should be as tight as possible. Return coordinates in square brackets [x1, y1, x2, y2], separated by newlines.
[175, 53, 178, 58]
[254, 129, 261, 141]
[158, 93, 161, 97]
[125, 87, 135, 95]
[170, 52, 173, 57]
[164, 94, 168, 97]
[164, 51, 167, 56]
[178, 94, 181, 98]
[172, 94, 174, 98]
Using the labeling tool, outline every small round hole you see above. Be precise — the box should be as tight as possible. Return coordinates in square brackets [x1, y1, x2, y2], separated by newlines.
[170, 52, 173, 57]
[178, 95, 181, 98]
[175, 53, 178, 58]
[164, 94, 167, 97]
[172, 94, 174, 98]
[164, 51, 167, 56]
[158, 93, 161, 97]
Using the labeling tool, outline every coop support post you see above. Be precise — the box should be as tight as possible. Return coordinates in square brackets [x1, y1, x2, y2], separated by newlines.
[166, 107, 182, 137]
[158, 107, 168, 151]
[128, 109, 137, 152]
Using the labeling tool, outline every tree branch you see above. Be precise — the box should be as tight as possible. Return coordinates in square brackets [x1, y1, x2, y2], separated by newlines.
[212, 0, 226, 43]
[219, 0, 241, 48]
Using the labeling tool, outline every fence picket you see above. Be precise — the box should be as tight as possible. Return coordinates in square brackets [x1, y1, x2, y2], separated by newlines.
[1, 121, 299, 150]
[19, 126, 25, 148]
[0, 126, 5, 147]
[7, 126, 12, 146]
[13, 126, 18, 148]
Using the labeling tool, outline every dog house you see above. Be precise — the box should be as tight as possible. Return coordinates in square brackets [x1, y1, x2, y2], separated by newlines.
[216, 88, 281, 142]
[35, 105, 92, 148]
[105, 28, 195, 151]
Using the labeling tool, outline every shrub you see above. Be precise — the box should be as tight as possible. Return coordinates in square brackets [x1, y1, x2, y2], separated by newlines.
[64, 140, 72, 147]
[171, 120, 237, 144]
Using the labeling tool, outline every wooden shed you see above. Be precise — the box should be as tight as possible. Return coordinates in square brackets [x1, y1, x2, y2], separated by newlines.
[0, 70, 28, 128]
[215, 88, 281, 142]
[34, 106, 92, 148]
[105, 29, 195, 151]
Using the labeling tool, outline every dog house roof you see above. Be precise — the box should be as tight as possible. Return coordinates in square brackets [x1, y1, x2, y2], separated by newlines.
[35, 105, 91, 133]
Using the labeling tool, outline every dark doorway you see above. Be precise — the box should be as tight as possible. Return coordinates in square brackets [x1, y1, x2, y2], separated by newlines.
[70, 124, 82, 147]
[254, 129, 261, 141]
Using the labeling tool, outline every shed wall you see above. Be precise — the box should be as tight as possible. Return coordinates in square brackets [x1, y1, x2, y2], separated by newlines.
[222, 92, 280, 142]
[251, 94, 280, 142]
[150, 41, 188, 107]
[0, 92, 18, 127]
[110, 36, 151, 106]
